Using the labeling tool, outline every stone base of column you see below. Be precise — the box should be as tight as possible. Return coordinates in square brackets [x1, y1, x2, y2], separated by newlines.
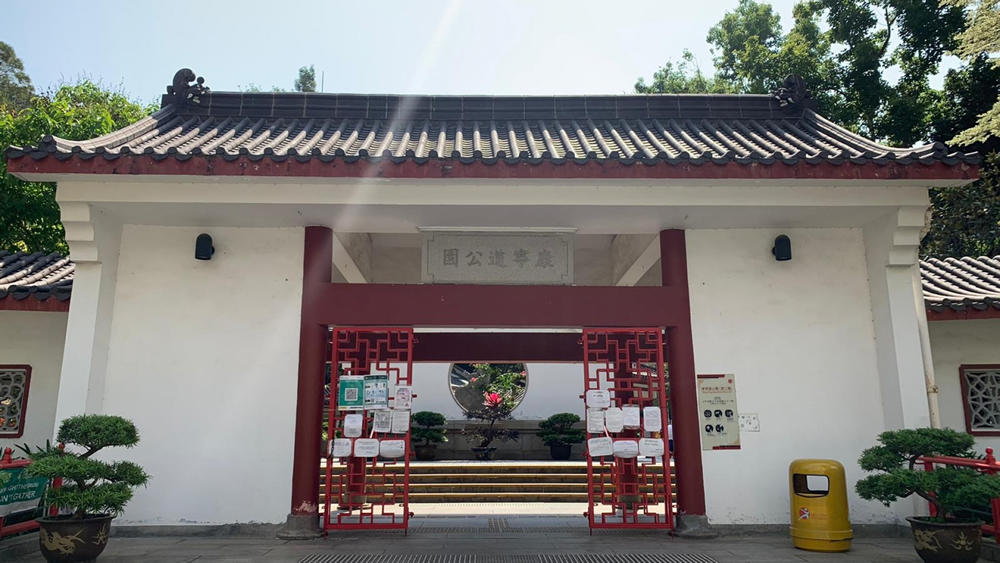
[276, 513, 322, 540]
[676, 514, 718, 539]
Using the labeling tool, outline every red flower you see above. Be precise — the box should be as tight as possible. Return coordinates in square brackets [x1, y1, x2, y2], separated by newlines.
[470, 377, 478, 382]
[484, 392, 504, 408]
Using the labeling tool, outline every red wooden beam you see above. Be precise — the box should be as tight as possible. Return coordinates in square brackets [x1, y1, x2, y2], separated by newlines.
[412, 332, 583, 362]
[926, 308, 1000, 322]
[0, 298, 69, 313]
[310, 283, 686, 328]
[7, 154, 979, 182]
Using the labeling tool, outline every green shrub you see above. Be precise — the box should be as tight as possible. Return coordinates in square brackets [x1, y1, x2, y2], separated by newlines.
[538, 413, 585, 447]
[26, 415, 150, 520]
[411, 411, 448, 446]
[855, 427, 1000, 520]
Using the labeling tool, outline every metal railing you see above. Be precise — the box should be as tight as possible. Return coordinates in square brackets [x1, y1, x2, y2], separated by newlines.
[0, 447, 60, 540]
[921, 447, 1000, 544]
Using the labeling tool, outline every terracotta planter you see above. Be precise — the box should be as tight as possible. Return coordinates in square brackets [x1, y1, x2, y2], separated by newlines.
[37, 515, 113, 563]
[414, 444, 437, 461]
[549, 445, 572, 460]
[906, 517, 982, 563]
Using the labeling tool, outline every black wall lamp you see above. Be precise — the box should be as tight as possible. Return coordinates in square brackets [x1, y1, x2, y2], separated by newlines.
[772, 235, 792, 261]
[195, 233, 215, 260]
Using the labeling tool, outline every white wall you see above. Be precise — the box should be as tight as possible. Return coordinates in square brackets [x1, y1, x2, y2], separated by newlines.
[411, 362, 584, 420]
[687, 228, 893, 525]
[931, 319, 1000, 452]
[101, 225, 304, 525]
[0, 311, 67, 452]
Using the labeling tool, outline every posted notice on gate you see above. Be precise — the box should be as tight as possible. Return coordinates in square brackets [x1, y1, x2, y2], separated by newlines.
[697, 374, 741, 451]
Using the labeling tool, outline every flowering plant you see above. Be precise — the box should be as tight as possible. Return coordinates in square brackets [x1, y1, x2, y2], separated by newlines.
[461, 364, 523, 453]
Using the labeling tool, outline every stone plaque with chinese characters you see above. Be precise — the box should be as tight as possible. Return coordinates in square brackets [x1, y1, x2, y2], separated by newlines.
[697, 374, 741, 451]
[422, 231, 573, 285]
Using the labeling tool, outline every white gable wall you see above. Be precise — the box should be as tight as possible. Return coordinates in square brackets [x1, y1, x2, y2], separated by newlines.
[101, 225, 304, 525]
[686, 228, 893, 525]
[930, 319, 1000, 453]
[0, 310, 67, 452]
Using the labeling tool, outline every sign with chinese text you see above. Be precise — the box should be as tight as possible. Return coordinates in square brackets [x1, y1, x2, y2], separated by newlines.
[697, 374, 741, 451]
[0, 467, 47, 517]
[422, 231, 573, 285]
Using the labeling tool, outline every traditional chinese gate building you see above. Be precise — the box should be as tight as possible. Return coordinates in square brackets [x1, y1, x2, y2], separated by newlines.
[3, 70, 979, 536]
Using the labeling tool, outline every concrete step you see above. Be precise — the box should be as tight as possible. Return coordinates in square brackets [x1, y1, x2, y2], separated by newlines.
[320, 472, 673, 483]
[320, 463, 673, 475]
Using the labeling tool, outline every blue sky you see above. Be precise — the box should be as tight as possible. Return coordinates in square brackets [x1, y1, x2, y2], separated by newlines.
[2, 0, 804, 102]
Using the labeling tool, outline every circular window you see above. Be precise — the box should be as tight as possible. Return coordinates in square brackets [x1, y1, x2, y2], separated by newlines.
[449, 363, 528, 414]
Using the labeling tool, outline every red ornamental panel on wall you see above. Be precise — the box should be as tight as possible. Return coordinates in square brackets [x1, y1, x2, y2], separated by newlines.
[324, 328, 413, 532]
[583, 328, 674, 530]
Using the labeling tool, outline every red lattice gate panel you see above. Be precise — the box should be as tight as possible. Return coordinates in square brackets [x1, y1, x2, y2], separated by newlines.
[583, 328, 673, 530]
[324, 328, 413, 532]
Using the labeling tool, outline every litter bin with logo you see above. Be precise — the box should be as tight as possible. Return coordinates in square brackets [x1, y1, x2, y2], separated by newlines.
[789, 459, 853, 552]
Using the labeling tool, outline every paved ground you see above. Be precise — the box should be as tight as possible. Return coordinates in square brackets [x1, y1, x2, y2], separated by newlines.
[6, 516, 922, 563]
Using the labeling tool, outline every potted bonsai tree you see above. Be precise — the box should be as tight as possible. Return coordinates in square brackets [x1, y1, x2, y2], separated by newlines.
[856, 427, 1000, 563]
[26, 414, 150, 563]
[538, 413, 585, 460]
[463, 392, 519, 460]
[411, 411, 448, 461]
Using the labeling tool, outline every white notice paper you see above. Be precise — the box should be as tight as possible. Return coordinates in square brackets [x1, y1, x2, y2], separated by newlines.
[331, 438, 352, 458]
[353, 438, 380, 457]
[586, 408, 606, 434]
[380, 440, 406, 458]
[373, 410, 392, 434]
[586, 389, 611, 408]
[639, 438, 665, 457]
[613, 440, 640, 459]
[344, 414, 364, 438]
[604, 407, 624, 433]
[391, 410, 411, 434]
[588, 436, 613, 457]
[643, 407, 662, 432]
[623, 405, 641, 429]
[394, 386, 413, 410]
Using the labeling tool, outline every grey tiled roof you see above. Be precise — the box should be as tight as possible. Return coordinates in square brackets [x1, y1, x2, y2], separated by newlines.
[6, 92, 978, 167]
[921, 256, 1000, 312]
[0, 252, 74, 302]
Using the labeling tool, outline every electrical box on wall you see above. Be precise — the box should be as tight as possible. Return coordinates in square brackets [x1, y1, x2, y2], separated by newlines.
[697, 373, 741, 450]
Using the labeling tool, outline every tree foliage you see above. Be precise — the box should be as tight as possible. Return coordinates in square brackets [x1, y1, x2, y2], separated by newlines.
[295, 65, 317, 93]
[411, 411, 448, 446]
[26, 415, 150, 519]
[537, 413, 585, 447]
[942, 0, 1000, 146]
[0, 80, 153, 253]
[0, 42, 33, 111]
[855, 427, 1000, 519]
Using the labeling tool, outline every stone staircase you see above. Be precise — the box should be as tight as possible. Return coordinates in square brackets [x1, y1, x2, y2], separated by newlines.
[319, 461, 676, 503]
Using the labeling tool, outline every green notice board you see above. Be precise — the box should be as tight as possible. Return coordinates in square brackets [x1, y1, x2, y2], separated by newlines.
[0, 467, 47, 517]
[337, 376, 365, 410]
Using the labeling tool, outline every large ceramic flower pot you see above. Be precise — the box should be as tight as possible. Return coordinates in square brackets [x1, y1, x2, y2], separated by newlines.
[906, 517, 982, 563]
[37, 515, 113, 563]
[549, 445, 572, 460]
[414, 445, 437, 461]
[471, 447, 497, 460]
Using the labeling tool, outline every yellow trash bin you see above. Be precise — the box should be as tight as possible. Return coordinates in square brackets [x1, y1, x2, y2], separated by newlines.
[789, 459, 853, 552]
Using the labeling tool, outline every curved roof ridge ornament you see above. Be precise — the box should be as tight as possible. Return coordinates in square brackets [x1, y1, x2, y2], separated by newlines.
[772, 74, 811, 109]
[165, 68, 209, 107]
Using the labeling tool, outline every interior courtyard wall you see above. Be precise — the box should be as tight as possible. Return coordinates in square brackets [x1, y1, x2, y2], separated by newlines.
[101, 225, 304, 525]
[930, 318, 1000, 452]
[0, 310, 68, 452]
[686, 228, 893, 525]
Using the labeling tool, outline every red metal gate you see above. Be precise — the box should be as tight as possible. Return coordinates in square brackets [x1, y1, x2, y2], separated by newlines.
[323, 327, 413, 532]
[583, 328, 673, 530]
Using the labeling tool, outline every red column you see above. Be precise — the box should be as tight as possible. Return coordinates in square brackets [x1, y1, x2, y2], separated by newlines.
[660, 229, 707, 517]
[288, 227, 332, 523]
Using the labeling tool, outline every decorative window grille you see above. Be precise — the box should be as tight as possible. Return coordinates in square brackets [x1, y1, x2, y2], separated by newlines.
[0, 366, 30, 438]
[962, 366, 1000, 434]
